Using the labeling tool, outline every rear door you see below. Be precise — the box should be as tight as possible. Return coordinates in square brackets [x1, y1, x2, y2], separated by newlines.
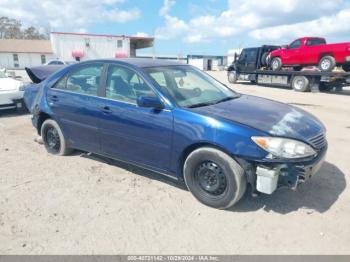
[98, 63, 173, 172]
[46, 63, 105, 153]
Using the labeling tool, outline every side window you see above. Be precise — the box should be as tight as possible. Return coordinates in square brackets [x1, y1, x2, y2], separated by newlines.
[289, 40, 301, 49]
[246, 50, 257, 62]
[54, 64, 103, 96]
[117, 40, 123, 48]
[13, 54, 19, 68]
[306, 38, 326, 46]
[106, 65, 156, 104]
[41, 55, 46, 64]
[239, 50, 246, 61]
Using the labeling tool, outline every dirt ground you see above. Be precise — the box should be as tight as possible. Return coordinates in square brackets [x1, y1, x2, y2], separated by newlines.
[0, 71, 350, 254]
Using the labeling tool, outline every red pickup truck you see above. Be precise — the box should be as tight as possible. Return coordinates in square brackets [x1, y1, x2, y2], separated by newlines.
[269, 37, 350, 72]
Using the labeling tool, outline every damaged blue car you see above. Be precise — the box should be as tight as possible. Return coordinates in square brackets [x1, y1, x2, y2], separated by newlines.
[24, 59, 327, 209]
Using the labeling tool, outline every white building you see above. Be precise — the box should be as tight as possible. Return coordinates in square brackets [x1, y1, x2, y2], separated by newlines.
[187, 55, 228, 71]
[50, 32, 154, 62]
[0, 39, 55, 69]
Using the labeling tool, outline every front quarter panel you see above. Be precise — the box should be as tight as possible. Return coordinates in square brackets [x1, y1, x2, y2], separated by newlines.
[171, 108, 268, 174]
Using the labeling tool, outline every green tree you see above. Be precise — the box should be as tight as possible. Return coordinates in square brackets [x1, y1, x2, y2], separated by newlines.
[0, 16, 48, 39]
[23, 26, 47, 39]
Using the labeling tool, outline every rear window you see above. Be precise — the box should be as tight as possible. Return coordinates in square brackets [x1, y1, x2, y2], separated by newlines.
[239, 49, 257, 62]
[306, 38, 326, 46]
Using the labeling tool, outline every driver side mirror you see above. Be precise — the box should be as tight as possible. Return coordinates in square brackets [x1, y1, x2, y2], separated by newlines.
[137, 96, 164, 109]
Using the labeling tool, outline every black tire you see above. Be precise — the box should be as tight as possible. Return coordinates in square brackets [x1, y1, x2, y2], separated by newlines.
[41, 119, 72, 156]
[291, 76, 310, 92]
[318, 56, 336, 72]
[270, 57, 282, 71]
[228, 70, 238, 83]
[260, 52, 269, 66]
[342, 64, 350, 72]
[16, 101, 28, 114]
[319, 82, 334, 92]
[184, 147, 247, 209]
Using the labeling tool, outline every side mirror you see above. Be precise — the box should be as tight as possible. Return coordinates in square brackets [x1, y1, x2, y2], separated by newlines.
[137, 96, 164, 109]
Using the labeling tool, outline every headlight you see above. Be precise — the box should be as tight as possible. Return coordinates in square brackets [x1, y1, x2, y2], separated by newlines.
[252, 136, 316, 159]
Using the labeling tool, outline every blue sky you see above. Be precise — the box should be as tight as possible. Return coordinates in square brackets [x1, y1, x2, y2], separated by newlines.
[1, 0, 350, 56]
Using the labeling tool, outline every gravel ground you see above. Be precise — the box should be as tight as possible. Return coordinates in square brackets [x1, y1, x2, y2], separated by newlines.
[0, 71, 350, 254]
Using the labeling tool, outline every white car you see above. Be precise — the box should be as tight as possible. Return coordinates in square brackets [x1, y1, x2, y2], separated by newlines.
[45, 60, 66, 65]
[0, 70, 26, 111]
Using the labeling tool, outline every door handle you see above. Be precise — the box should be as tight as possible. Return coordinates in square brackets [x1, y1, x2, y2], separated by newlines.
[50, 95, 59, 102]
[100, 106, 112, 114]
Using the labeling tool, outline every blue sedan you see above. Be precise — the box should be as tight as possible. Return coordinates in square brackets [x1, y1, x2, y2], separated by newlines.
[24, 59, 327, 209]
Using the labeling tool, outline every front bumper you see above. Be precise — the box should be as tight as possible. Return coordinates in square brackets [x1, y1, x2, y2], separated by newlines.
[0, 90, 24, 110]
[243, 145, 327, 194]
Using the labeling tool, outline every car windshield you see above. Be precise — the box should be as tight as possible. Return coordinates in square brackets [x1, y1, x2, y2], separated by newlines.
[0, 71, 7, 78]
[145, 66, 239, 108]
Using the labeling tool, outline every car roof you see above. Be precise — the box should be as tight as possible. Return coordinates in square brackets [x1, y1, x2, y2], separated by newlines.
[92, 58, 187, 68]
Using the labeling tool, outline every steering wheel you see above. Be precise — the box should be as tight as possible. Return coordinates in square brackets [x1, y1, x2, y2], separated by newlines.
[193, 87, 202, 97]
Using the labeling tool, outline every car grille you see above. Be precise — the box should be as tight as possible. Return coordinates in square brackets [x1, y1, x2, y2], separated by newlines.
[308, 133, 327, 150]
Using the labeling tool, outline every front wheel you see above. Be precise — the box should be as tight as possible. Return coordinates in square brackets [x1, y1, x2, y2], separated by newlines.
[41, 119, 73, 156]
[184, 147, 247, 209]
[228, 70, 238, 83]
[270, 57, 282, 71]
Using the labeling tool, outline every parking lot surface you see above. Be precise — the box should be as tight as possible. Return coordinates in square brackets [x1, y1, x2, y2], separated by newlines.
[1, 71, 350, 254]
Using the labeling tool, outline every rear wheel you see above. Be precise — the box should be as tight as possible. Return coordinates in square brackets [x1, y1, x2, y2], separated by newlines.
[291, 75, 310, 92]
[184, 147, 247, 209]
[271, 57, 282, 71]
[318, 56, 335, 72]
[228, 70, 238, 83]
[41, 119, 72, 156]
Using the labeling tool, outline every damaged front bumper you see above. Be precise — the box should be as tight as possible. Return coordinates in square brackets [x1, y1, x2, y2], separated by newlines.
[240, 145, 327, 195]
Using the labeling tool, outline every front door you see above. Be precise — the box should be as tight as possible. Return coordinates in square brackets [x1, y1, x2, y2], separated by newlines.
[99, 64, 173, 172]
[283, 39, 302, 65]
[46, 63, 105, 152]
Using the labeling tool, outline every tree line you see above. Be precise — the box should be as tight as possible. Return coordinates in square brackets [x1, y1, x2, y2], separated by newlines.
[0, 16, 49, 40]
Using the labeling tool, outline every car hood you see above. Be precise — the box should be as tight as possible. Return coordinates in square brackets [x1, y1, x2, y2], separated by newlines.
[0, 78, 20, 91]
[190, 94, 325, 141]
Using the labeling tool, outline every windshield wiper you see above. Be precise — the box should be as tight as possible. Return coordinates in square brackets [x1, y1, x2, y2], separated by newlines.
[187, 101, 216, 108]
[187, 95, 240, 108]
[213, 96, 239, 105]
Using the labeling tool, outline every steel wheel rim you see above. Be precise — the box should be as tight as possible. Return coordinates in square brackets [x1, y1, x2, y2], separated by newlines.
[272, 60, 279, 70]
[45, 126, 61, 153]
[195, 161, 227, 196]
[321, 59, 330, 70]
[294, 79, 304, 90]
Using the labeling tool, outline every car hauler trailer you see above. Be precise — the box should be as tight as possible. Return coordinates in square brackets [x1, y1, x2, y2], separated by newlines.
[227, 45, 350, 92]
